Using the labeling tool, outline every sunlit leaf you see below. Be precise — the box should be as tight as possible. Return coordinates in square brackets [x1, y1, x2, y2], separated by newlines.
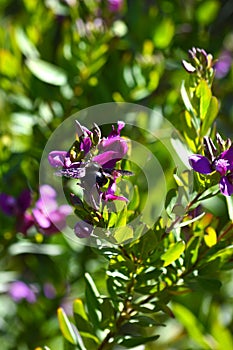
[9, 242, 64, 256]
[0, 50, 19, 77]
[15, 27, 39, 58]
[57, 308, 78, 346]
[196, 0, 220, 25]
[113, 225, 134, 244]
[181, 80, 196, 118]
[201, 96, 219, 136]
[25, 58, 67, 86]
[161, 241, 185, 266]
[196, 80, 212, 121]
[153, 18, 175, 49]
[204, 227, 217, 247]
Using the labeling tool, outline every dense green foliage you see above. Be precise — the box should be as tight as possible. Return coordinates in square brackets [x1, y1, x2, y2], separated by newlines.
[1, 1, 233, 349]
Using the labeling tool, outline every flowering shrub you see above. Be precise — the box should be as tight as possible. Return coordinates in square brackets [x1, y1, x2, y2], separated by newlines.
[1, 1, 233, 350]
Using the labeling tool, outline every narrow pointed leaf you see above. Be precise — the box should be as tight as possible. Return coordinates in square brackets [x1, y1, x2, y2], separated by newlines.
[57, 308, 78, 345]
[118, 334, 160, 348]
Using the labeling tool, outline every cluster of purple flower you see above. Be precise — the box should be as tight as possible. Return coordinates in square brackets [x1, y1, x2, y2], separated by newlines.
[48, 120, 130, 238]
[0, 185, 72, 235]
[189, 135, 233, 196]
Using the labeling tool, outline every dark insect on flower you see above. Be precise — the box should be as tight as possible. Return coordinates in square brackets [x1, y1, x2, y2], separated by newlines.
[55, 162, 133, 187]
[55, 162, 133, 208]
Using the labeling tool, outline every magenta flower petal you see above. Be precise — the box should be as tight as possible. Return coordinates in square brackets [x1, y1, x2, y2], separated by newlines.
[93, 151, 120, 166]
[108, 0, 123, 12]
[103, 193, 128, 201]
[108, 121, 125, 138]
[36, 197, 58, 213]
[48, 151, 68, 167]
[100, 137, 128, 155]
[80, 137, 92, 154]
[219, 176, 233, 196]
[32, 208, 51, 228]
[189, 155, 212, 174]
[40, 184, 57, 199]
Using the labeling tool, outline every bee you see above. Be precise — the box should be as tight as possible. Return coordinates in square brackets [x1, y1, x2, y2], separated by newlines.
[55, 162, 133, 188]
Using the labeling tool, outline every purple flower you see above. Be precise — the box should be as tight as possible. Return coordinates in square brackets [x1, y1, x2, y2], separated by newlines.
[9, 281, 37, 303]
[0, 189, 34, 234]
[215, 51, 232, 79]
[101, 170, 128, 202]
[108, 0, 123, 12]
[43, 283, 56, 299]
[32, 184, 72, 235]
[189, 137, 233, 196]
[93, 121, 128, 168]
[48, 151, 71, 168]
[74, 220, 93, 238]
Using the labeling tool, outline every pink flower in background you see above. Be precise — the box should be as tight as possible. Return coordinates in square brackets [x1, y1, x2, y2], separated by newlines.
[108, 0, 123, 12]
[215, 51, 232, 79]
[9, 281, 37, 303]
[32, 185, 72, 235]
[0, 185, 72, 235]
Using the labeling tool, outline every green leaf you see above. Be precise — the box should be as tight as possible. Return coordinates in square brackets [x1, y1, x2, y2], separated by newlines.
[181, 81, 196, 118]
[0, 50, 19, 77]
[172, 303, 212, 349]
[196, 0, 220, 25]
[201, 96, 219, 136]
[57, 308, 77, 345]
[205, 245, 233, 266]
[153, 18, 174, 49]
[84, 273, 102, 329]
[15, 27, 40, 58]
[73, 299, 88, 321]
[9, 242, 64, 256]
[226, 195, 233, 221]
[129, 315, 165, 327]
[99, 298, 115, 330]
[113, 225, 134, 244]
[185, 236, 201, 268]
[161, 241, 185, 267]
[57, 308, 87, 350]
[197, 277, 222, 292]
[117, 334, 160, 348]
[25, 58, 67, 86]
[128, 185, 140, 210]
[196, 80, 212, 121]
[73, 299, 94, 334]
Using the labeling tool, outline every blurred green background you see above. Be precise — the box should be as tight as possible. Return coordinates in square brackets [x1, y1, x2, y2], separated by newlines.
[0, 0, 233, 349]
